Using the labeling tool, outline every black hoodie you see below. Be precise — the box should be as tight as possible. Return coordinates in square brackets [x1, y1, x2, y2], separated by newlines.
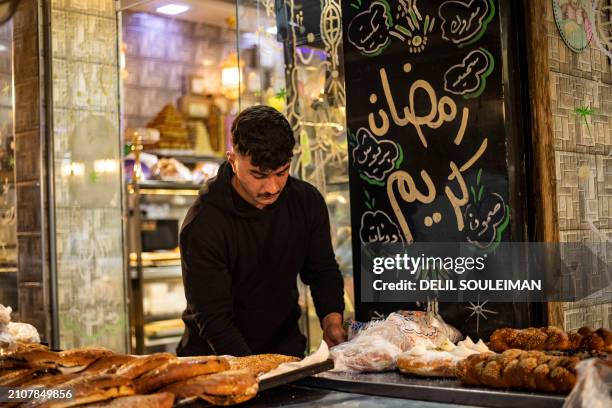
[176, 162, 344, 357]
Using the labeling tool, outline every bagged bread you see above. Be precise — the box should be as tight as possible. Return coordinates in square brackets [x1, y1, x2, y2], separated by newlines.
[331, 311, 462, 373]
[331, 336, 401, 373]
[0, 304, 15, 352]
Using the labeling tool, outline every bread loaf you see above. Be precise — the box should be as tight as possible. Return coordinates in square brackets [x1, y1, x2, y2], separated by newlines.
[457, 349, 579, 394]
[134, 356, 230, 394]
[489, 326, 611, 353]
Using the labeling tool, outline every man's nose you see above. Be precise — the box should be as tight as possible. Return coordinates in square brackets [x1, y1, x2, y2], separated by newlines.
[262, 177, 280, 194]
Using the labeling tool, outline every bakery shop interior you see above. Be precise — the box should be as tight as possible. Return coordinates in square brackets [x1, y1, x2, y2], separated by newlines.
[0, 0, 611, 407]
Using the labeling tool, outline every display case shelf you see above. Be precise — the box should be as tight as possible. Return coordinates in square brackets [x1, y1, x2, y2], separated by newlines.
[130, 265, 182, 280]
[142, 149, 225, 164]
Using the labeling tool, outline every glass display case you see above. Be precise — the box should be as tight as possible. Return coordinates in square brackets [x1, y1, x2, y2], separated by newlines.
[236, 0, 352, 352]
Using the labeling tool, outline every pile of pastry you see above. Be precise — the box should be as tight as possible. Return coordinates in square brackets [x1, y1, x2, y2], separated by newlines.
[331, 311, 611, 395]
[0, 343, 298, 407]
[400, 325, 611, 394]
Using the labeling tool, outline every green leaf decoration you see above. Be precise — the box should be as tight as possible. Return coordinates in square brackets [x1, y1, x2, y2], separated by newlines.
[365, 202, 372, 210]
[476, 168, 482, 186]
[395, 143, 404, 169]
[470, 186, 476, 202]
[275, 88, 287, 99]
[372, 197, 376, 208]
[477, 185, 484, 202]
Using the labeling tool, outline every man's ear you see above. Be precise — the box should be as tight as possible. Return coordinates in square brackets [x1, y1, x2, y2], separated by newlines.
[226, 151, 237, 172]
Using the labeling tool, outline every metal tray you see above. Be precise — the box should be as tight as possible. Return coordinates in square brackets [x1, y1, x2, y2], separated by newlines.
[180, 359, 334, 407]
[297, 371, 567, 408]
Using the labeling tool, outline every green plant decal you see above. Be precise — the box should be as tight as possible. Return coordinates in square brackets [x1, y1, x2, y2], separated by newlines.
[574, 106, 596, 138]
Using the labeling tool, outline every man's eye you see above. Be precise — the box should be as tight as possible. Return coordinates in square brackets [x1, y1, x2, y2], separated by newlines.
[277, 171, 287, 177]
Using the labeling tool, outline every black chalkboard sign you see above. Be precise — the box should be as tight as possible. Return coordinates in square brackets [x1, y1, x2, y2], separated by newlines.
[342, 0, 542, 339]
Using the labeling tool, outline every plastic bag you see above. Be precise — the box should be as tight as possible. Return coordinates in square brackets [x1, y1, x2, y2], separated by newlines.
[563, 358, 612, 408]
[331, 311, 463, 373]
[8, 322, 40, 343]
[0, 304, 11, 325]
[330, 335, 402, 373]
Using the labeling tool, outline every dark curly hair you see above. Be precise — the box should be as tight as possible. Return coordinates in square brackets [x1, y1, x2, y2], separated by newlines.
[231, 105, 295, 171]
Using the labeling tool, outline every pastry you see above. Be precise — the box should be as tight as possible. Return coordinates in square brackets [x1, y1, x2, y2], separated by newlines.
[81, 354, 137, 375]
[114, 353, 175, 380]
[160, 369, 258, 404]
[21, 374, 135, 408]
[0, 349, 60, 369]
[0, 368, 41, 386]
[396, 336, 491, 378]
[79, 392, 174, 408]
[228, 354, 299, 376]
[56, 347, 114, 374]
[458, 349, 579, 394]
[489, 326, 612, 352]
[134, 355, 230, 394]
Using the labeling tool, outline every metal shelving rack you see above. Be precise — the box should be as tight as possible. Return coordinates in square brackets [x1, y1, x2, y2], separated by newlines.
[126, 141, 224, 354]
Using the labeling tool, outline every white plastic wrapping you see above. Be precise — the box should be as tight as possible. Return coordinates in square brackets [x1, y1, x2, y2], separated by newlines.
[0, 304, 11, 325]
[331, 310, 462, 373]
[0, 304, 15, 352]
[563, 358, 611, 408]
[8, 322, 40, 343]
[330, 335, 402, 373]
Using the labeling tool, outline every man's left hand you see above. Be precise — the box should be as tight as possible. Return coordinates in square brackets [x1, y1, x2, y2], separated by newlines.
[321, 312, 346, 347]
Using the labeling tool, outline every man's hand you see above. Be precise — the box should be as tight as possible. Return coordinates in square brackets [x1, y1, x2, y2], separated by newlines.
[321, 312, 346, 347]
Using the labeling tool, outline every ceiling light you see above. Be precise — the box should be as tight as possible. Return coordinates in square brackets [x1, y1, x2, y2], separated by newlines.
[156, 4, 190, 15]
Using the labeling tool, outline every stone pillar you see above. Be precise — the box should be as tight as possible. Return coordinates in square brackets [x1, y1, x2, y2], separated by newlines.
[12, 0, 128, 351]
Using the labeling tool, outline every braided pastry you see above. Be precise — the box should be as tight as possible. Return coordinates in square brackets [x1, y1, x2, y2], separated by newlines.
[457, 350, 579, 394]
[489, 326, 611, 352]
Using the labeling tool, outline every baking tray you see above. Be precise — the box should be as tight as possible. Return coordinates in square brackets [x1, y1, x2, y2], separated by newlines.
[179, 359, 334, 407]
[259, 359, 334, 391]
[297, 371, 567, 408]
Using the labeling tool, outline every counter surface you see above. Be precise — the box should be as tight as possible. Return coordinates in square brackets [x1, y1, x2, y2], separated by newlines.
[241, 384, 478, 408]
[295, 371, 566, 408]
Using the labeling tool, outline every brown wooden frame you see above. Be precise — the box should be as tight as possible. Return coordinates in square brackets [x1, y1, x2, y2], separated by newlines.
[524, 0, 563, 328]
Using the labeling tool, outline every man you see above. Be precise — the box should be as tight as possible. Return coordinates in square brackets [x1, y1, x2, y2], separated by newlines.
[177, 105, 346, 357]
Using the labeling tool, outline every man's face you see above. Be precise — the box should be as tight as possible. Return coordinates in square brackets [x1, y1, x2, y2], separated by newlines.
[227, 151, 290, 209]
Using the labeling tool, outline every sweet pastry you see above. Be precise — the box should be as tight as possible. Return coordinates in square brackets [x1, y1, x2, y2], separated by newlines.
[147, 104, 192, 150]
[160, 369, 258, 405]
[0, 368, 41, 386]
[228, 354, 299, 376]
[0, 349, 60, 369]
[79, 392, 174, 408]
[457, 349, 579, 393]
[396, 337, 491, 378]
[134, 356, 230, 394]
[489, 326, 612, 352]
[114, 353, 175, 380]
[81, 354, 137, 375]
[21, 374, 135, 408]
[56, 347, 114, 374]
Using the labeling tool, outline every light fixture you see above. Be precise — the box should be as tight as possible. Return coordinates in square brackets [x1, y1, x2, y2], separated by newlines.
[156, 4, 190, 15]
[266, 26, 277, 35]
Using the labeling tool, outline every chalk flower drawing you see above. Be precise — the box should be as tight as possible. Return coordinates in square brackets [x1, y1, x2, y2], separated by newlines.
[443, 48, 495, 98]
[347, 1, 393, 56]
[360, 210, 404, 243]
[348, 0, 435, 56]
[464, 181, 510, 250]
[438, 0, 496, 47]
[350, 127, 402, 186]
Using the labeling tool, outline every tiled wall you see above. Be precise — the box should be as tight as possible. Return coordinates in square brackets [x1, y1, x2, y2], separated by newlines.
[51, 0, 127, 351]
[122, 11, 236, 129]
[13, 0, 50, 342]
[546, 2, 612, 330]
